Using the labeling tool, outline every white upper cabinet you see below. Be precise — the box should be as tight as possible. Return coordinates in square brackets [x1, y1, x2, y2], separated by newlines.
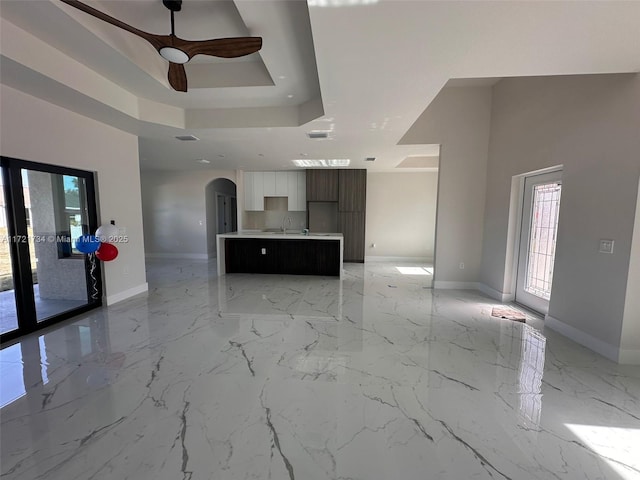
[287, 171, 306, 211]
[244, 172, 264, 211]
[243, 171, 306, 211]
[263, 171, 276, 196]
[297, 171, 306, 210]
[275, 172, 288, 195]
[287, 172, 298, 211]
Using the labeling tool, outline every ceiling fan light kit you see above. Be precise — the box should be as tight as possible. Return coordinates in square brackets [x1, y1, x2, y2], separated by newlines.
[159, 47, 189, 64]
[60, 0, 263, 92]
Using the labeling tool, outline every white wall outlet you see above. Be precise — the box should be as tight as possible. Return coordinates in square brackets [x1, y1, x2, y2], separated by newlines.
[599, 239, 614, 254]
[459, 262, 465, 269]
[261, 247, 267, 255]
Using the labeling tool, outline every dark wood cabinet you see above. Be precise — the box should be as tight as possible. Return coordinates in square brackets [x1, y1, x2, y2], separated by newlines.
[339, 212, 365, 262]
[225, 238, 340, 276]
[225, 238, 278, 274]
[306, 168, 367, 262]
[306, 169, 339, 202]
[338, 169, 366, 262]
[283, 240, 341, 276]
[339, 169, 367, 212]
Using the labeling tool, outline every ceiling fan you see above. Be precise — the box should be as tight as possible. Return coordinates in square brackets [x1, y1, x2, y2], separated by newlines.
[60, 0, 263, 92]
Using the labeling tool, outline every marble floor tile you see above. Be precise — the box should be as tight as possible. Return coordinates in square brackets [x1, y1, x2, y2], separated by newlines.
[1, 259, 639, 480]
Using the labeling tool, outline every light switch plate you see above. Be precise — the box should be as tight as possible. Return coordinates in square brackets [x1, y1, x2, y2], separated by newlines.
[599, 239, 614, 254]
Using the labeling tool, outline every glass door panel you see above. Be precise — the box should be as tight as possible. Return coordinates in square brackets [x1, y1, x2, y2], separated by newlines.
[516, 170, 562, 314]
[21, 169, 90, 322]
[1, 157, 101, 343]
[0, 171, 18, 335]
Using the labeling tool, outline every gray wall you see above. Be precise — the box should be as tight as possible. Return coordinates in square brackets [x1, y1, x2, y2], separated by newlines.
[481, 73, 640, 360]
[400, 86, 492, 285]
[141, 169, 237, 257]
[365, 172, 438, 260]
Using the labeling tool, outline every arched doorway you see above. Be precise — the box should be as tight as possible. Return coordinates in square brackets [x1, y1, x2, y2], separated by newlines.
[205, 179, 237, 258]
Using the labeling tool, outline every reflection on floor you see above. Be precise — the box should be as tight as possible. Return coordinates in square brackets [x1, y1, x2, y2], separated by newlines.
[1, 259, 639, 480]
[0, 284, 87, 334]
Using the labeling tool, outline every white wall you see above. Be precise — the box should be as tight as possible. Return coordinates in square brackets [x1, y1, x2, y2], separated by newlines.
[141, 169, 237, 258]
[365, 172, 438, 260]
[400, 86, 492, 286]
[481, 73, 640, 363]
[0, 85, 147, 305]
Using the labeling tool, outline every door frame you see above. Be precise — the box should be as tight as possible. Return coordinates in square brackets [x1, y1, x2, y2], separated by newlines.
[215, 192, 237, 235]
[1, 157, 102, 344]
[510, 166, 563, 315]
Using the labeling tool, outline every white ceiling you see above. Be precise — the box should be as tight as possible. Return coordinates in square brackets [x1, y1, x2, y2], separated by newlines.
[1, 0, 639, 172]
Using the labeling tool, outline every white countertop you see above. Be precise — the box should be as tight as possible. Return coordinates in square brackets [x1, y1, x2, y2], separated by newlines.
[217, 231, 343, 240]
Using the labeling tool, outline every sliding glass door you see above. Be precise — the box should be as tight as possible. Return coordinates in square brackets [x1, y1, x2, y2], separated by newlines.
[0, 172, 18, 336]
[0, 157, 101, 342]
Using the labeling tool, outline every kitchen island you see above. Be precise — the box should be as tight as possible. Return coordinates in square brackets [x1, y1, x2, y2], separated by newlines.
[217, 232, 343, 277]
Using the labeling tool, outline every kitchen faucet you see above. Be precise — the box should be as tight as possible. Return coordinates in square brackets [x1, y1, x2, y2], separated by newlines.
[281, 215, 292, 233]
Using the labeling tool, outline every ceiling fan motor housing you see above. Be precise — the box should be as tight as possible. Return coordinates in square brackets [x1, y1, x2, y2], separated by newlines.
[162, 0, 182, 12]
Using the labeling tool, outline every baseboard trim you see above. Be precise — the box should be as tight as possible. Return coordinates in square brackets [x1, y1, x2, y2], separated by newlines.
[106, 283, 149, 306]
[618, 348, 640, 365]
[365, 256, 432, 263]
[145, 253, 209, 260]
[545, 314, 620, 363]
[433, 281, 480, 290]
[478, 283, 515, 302]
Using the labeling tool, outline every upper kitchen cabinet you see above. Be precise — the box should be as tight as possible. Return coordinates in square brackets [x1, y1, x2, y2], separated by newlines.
[339, 169, 367, 212]
[287, 171, 306, 211]
[263, 172, 289, 196]
[244, 171, 306, 211]
[275, 172, 289, 196]
[306, 169, 339, 202]
[263, 171, 276, 196]
[244, 171, 264, 211]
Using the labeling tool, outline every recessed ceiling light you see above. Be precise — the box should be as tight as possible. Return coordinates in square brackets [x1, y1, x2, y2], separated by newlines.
[292, 159, 350, 167]
[218, 154, 225, 158]
[300, 153, 308, 157]
[306, 131, 329, 139]
[365, 157, 376, 162]
[175, 135, 199, 141]
[196, 159, 210, 164]
[287, 94, 294, 98]
[258, 153, 264, 157]
[278, 75, 286, 80]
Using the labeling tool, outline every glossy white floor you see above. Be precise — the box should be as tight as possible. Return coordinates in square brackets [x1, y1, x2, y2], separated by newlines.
[1, 259, 639, 480]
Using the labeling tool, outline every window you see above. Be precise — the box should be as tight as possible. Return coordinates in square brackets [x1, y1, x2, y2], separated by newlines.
[53, 174, 88, 257]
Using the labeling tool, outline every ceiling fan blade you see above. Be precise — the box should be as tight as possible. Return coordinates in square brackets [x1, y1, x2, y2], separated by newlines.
[60, 0, 167, 50]
[168, 62, 188, 92]
[176, 37, 263, 59]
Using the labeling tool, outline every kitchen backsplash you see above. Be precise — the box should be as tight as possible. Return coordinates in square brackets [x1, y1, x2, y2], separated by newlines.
[243, 196, 307, 230]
